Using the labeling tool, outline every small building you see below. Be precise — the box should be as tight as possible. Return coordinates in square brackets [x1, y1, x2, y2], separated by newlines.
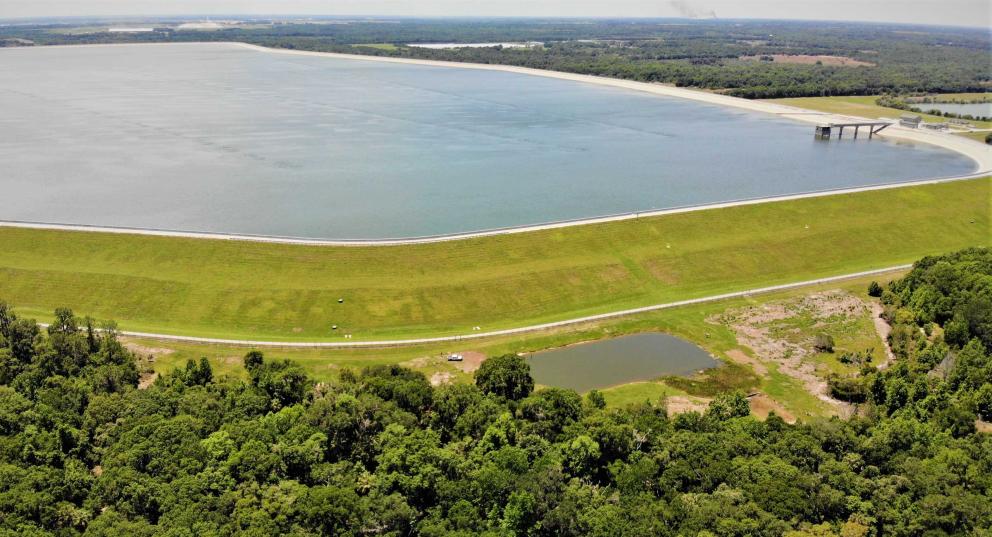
[922, 122, 949, 131]
[899, 114, 923, 128]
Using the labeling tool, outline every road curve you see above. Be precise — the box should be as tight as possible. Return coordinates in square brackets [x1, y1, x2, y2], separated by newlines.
[111, 265, 912, 348]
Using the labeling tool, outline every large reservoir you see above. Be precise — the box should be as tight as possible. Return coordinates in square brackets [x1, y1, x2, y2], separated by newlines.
[0, 43, 976, 239]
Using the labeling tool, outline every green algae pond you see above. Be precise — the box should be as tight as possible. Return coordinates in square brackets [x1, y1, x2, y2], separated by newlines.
[527, 333, 719, 393]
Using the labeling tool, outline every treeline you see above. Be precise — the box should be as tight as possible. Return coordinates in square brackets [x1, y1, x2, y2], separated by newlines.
[830, 248, 992, 412]
[1, 248, 991, 536]
[2, 19, 990, 98]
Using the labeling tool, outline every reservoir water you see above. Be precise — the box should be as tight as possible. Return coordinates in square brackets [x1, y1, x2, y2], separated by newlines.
[0, 43, 976, 239]
[527, 333, 718, 393]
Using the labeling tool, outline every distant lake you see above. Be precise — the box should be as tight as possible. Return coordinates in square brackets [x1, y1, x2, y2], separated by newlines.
[0, 43, 976, 239]
[527, 333, 718, 393]
[916, 101, 991, 118]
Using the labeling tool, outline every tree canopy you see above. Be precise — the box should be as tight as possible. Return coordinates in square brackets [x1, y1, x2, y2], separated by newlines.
[0, 248, 990, 535]
[3, 19, 989, 98]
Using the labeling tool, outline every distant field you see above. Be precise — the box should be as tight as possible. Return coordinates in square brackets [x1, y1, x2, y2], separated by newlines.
[739, 54, 875, 67]
[768, 95, 992, 129]
[1, 178, 988, 343]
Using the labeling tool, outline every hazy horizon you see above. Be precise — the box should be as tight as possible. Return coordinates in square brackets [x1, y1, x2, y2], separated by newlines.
[2, 0, 990, 29]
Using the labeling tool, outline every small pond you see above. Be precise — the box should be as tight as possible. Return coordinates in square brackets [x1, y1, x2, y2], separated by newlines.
[527, 333, 719, 393]
[914, 101, 992, 118]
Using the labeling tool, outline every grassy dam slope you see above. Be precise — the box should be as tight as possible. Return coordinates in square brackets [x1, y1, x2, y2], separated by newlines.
[0, 178, 989, 342]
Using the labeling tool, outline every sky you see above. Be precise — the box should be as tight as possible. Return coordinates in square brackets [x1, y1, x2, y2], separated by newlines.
[2, 0, 990, 28]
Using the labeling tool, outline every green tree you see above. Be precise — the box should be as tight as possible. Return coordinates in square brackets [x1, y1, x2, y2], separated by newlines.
[0, 300, 13, 338]
[585, 389, 607, 410]
[706, 392, 751, 421]
[47, 307, 78, 336]
[474, 354, 534, 401]
[868, 281, 883, 297]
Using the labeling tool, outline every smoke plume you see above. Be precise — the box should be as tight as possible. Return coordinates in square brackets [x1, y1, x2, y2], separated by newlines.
[669, 0, 718, 19]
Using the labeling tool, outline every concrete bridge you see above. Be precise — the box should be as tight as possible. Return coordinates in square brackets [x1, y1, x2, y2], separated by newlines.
[815, 122, 892, 139]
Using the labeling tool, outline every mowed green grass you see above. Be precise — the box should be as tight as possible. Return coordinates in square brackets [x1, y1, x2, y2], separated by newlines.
[1, 179, 989, 341]
[955, 130, 991, 143]
[768, 96, 992, 129]
[135, 272, 902, 418]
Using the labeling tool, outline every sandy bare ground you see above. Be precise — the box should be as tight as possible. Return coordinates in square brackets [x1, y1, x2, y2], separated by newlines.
[977, 420, 992, 434]
[138, 372, 158, 389]
[714, 290, 869, 417]
[666, 395, 711, 415]
[871, 302, 896, 368]
[122, 340, 175, 358]
[725, 349, 768, 376]
[450, 351, 487, 373]
[748, 393, 797, 423]
[123, 340, 169, 389]
[403, 351, 486, 386]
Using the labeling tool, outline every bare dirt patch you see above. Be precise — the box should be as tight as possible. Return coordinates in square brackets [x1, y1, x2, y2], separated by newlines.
[712, 290, 869, 416]
[871, 301, 896, 368]
[740, 54, 875, 67]
[976, 420, 992, 434]
[402, 352, 485, 378]
[122, 340, 176, 358]
[138, 372, 158, 390]
[726, 349, 767, 376]
[451, 351, 487, 374]
[666, 395, 711, 415]
[748, 393, 796, 423]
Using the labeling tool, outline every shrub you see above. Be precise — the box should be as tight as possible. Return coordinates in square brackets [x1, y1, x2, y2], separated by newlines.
[813, 334, 835, 353]
[829, 375, 867, 403]
[868, 281, 883, 297]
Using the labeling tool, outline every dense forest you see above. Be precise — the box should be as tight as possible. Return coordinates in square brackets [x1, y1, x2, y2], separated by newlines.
[1, 247, 990, 535]
[2, 19, 990, 98]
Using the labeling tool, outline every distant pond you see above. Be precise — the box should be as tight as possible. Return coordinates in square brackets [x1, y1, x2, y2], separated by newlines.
[914, 101, 991, 118]
[527, 333, 718, 393]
